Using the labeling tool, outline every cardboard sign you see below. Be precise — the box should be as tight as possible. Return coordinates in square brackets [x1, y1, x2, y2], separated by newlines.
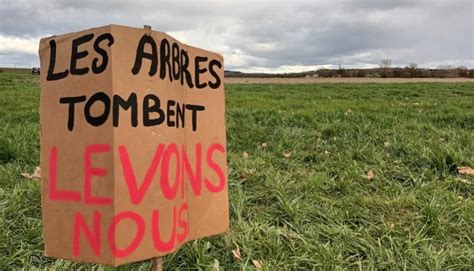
[38, 25, 228, 266]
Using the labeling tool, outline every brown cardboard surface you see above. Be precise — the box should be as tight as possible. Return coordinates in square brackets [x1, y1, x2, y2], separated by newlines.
[39, 25, 228, 266]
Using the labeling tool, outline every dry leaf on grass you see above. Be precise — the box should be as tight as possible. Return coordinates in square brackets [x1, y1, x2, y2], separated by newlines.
[366, 170, 375, 180]
[457, 166, 474, 175]
[21, 166, 41, 180]
[456, 177, 469, 184]
[252, 260, 263, 269]
[242, 152, 249, 159]
[211, 259, 220, 271]
[231, 244, 241, 261]
[282, 151, 292, 158]
[324, 150, 330, 156]
[240, 168, 257, 181]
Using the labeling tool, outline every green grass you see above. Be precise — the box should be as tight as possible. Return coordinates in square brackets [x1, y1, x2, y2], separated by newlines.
[0, 73, 473, 270]
[0, 67, 31, 74]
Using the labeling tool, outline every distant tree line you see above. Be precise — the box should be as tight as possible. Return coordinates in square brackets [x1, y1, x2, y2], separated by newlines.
[225, 60, 474, 78]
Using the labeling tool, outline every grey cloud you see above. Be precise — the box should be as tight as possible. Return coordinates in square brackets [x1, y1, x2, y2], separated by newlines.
[226, 0, 473, 69]
[0, 0, 229, 36]
[0, 51, 38, 67]
[0, 0, 472, 70]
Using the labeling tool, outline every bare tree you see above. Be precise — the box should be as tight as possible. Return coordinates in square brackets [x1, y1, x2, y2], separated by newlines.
[407, 63, 418, 77]
[436, 65, 456, 78]
[457, 66, 468, 77]
[380, 59, 392, 77]
[437, 65, 454, 70]
[380, 59, 392, 68]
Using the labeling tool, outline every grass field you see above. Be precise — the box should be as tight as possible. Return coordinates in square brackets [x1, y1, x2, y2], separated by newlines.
[0, 72, 473, 270]
[225, 77, 474, 84]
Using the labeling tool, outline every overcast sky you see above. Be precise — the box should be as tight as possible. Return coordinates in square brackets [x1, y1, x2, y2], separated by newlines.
[0, 0, 472, 72]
